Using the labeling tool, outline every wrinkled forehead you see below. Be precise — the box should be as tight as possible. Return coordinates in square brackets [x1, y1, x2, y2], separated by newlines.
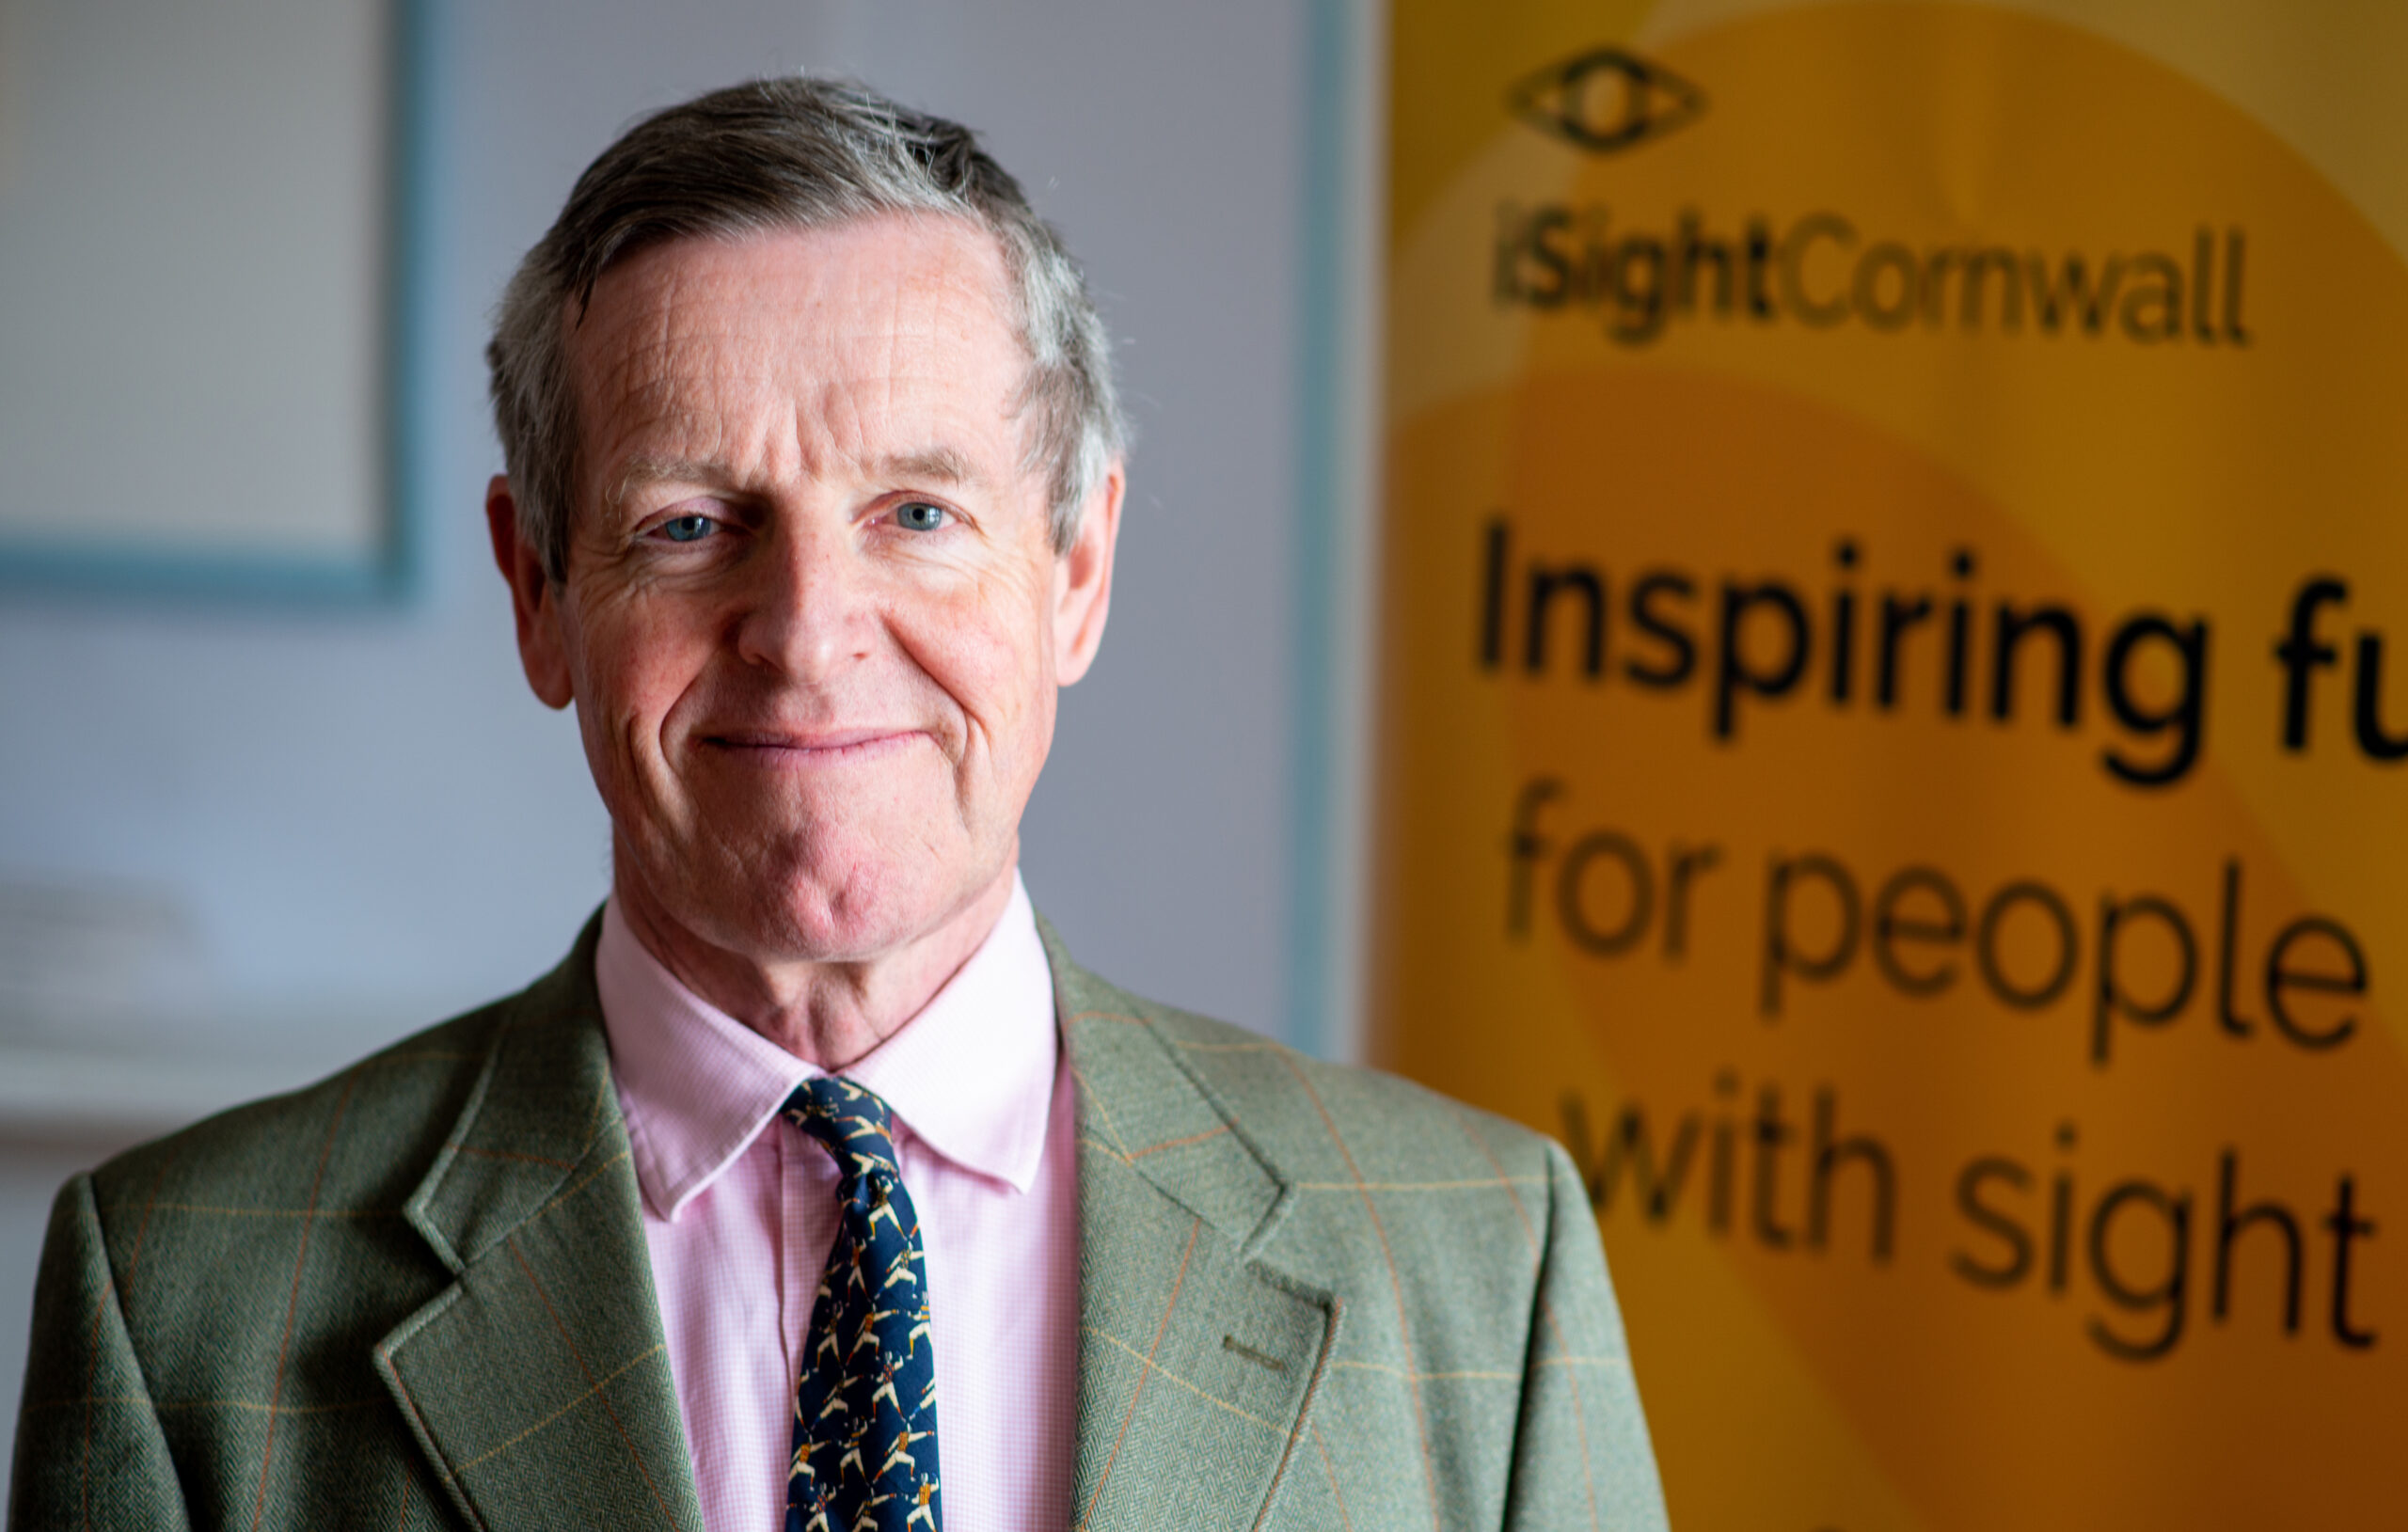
[560, 215, 1033, 491]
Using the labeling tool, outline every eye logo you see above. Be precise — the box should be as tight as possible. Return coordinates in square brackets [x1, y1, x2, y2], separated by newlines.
[1508, 46, 1706, 155]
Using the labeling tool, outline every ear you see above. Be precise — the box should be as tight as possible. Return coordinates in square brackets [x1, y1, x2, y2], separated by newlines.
[1051, 461, 1123, 687]
[486, 475, 576, 709]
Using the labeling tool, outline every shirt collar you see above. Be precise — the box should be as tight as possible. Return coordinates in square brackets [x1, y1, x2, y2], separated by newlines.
[595, 872, 1059, 1223]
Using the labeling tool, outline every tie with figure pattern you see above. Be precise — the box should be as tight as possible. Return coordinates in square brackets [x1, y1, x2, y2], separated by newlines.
[783, 1077, 943, 1532]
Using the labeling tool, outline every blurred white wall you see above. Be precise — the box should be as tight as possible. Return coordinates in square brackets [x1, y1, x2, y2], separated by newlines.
[0, 0, 1323, 1491]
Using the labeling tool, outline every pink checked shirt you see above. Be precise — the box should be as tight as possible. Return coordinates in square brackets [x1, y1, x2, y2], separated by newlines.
[595, 874, 1079, 1532]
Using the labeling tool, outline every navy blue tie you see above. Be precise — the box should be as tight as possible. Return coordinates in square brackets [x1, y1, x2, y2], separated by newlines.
[782, 1077, 943, 1532]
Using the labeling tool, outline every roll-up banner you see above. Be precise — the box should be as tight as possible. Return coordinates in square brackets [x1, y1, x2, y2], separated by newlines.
[1372, 3, 2407, 1525]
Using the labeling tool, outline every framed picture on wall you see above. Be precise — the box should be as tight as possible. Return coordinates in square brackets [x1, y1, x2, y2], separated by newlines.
[0, 0, 423, 599]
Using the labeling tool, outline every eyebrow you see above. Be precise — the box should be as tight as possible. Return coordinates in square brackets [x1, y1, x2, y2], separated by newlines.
[871, 447, 983, 488]
[604, 446, 987, 511]
[607, 456, 734, 513]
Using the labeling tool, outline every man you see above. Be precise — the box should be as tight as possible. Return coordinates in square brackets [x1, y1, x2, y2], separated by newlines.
[10, 79, 1668, 1531]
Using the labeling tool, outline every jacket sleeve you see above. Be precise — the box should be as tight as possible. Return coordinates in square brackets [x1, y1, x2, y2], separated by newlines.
[1501, 1142, 1671, 1532]
[8, 1173, 193, 1532]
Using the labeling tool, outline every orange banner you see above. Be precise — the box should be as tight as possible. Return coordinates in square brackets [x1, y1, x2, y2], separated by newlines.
[1374, 4, 2408, 1526]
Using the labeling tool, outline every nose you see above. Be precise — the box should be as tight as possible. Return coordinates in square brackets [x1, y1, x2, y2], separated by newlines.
[733, 512, 875, 681]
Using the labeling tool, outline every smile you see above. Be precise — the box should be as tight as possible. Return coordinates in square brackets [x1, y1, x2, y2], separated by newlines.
[700, 728, 925, 763]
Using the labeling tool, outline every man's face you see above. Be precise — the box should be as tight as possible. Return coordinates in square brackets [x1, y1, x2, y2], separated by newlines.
[492, 215, 1118, 967]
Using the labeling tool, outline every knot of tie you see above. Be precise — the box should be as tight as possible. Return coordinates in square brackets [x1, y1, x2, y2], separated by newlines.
[782, 1076, 903, 1190]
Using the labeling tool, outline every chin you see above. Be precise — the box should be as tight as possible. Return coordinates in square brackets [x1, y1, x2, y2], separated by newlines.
[738, 849, 993, 965]
[624, 801, 1008, 965]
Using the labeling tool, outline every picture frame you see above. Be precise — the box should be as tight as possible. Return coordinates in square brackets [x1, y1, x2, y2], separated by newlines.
[0, 0, 428, 600]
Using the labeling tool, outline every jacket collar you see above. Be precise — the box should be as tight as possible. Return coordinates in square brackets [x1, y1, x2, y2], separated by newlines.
[373, 913, 707, 1532]
[1042, 916, 1343, 1530]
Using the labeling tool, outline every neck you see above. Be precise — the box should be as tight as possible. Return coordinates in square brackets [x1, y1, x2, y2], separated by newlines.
[611, 859, 1020, 1069]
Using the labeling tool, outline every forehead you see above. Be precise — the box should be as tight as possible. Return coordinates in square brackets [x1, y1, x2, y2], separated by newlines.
[564, 215, 1026, 481]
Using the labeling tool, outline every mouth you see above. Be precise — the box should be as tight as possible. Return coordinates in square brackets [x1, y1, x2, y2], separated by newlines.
[700, 727, 926, 762]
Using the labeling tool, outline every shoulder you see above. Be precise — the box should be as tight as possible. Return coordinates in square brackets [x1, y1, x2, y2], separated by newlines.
[1169, 1003, 1560, 1188]
[81, 1002, 505, 1250]
[1054, 953, 1568, 1217]
[80, 924, 596, 1262]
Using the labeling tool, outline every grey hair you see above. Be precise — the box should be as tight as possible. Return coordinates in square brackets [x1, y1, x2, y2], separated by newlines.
[487, 76, 1124, 579]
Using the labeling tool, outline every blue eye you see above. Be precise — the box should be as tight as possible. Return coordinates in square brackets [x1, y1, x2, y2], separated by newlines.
[895, 501, 949, 532]
[660, 513, 717, 543]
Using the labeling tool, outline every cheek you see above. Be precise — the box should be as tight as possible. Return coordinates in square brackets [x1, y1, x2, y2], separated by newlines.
[902, 568, 1058, 749]
[569, 600, 710, 767]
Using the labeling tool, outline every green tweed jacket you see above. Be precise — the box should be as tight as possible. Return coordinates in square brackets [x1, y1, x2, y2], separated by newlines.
[10, 917, 1668, 1531]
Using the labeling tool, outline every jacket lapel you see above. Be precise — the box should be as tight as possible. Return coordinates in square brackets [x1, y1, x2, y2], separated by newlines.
[372, 921, 705, 1532]
[1047, 925, 1342, 1532]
